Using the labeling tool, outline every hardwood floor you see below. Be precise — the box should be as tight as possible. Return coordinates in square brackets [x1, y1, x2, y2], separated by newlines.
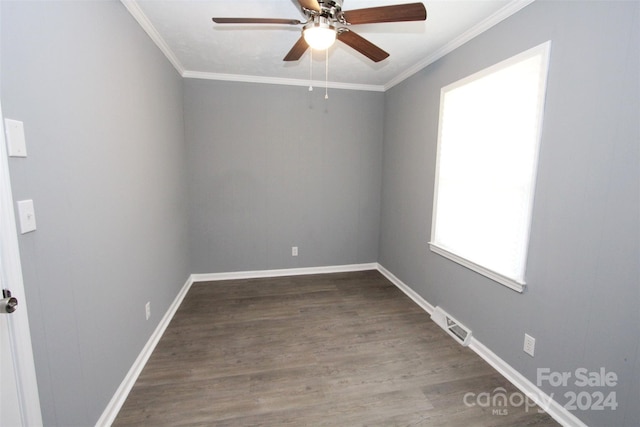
[114, 270, 559, 426]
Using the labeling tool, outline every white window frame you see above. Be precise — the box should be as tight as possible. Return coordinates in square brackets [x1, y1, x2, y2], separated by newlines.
[429, 41, 551, 293]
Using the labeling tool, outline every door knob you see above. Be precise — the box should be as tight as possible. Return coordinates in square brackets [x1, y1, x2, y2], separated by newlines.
[1, 289, 18, 314]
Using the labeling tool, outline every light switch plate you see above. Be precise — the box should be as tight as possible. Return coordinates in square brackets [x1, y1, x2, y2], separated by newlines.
[4, 119, 27, 157]
[17, 200, 36, 234]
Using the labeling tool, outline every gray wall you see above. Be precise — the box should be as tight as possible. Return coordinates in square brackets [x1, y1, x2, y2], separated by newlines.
[185, 80, 383, 273]
[379, 1, 639, 426]
[1, 1, 189, 425]
[2, 0, 638, 426]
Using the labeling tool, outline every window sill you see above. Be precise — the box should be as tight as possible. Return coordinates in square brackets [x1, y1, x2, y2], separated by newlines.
[428, 243, 526, 293]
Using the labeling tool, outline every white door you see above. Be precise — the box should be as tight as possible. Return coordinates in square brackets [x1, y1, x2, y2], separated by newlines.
[1, 304, 22, 426]
[0, 103, 43, 426]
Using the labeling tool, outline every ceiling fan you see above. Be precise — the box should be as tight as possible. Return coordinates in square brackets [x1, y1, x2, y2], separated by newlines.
[212, 0, 427, 63]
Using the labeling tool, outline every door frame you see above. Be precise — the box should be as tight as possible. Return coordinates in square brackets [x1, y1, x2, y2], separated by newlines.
[0, 102, 43, 426]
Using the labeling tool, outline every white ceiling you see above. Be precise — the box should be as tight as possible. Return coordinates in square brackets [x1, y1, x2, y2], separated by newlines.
[124, 0, 534, 91]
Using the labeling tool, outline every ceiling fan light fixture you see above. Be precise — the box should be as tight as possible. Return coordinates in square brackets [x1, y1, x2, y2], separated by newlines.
[303, 18, 336, 50]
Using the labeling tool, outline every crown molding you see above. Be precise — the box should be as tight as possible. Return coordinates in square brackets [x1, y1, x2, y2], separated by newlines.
[123, 0, 534, 92]
[120, 0, 185, 75]
[182, 70, 385, 92]
[383, 0, 536, 91]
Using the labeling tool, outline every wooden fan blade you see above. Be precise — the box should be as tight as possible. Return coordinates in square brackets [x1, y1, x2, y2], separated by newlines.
[283, 36, 309, 61]
[343, 2, 427, 25]
[338, 30, 389, 62]
[297, 0, 321, 12]
[212, 17, 302, 25]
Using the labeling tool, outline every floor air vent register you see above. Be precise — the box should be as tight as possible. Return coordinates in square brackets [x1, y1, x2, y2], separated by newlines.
[431, 306, 472, 346]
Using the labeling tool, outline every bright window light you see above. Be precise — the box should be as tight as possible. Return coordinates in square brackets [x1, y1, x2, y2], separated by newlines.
[429, 41, 551, 292]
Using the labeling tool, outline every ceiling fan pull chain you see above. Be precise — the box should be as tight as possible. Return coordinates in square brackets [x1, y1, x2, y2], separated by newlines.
[309, 49, 313, 91]
[325, 49, 329, 100]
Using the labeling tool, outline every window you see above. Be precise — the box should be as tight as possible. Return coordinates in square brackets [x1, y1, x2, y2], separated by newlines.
[429, 41, 551, 292]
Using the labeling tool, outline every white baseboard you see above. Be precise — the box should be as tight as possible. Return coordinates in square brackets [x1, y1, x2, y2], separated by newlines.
[469, 338, 588, 427]
[95, 275, 195, 427]
[97, 262, 586, 427]
[191, 262, 378, 283]
[376, 263, 587, 427]
[96, 262, 376, 425]
[376, 264, 435, 315]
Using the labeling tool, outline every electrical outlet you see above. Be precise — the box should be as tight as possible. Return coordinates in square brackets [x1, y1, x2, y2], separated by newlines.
[524, 333, 535, 357]
[145, 302, 151, 320]
[292, 246, 298, 257]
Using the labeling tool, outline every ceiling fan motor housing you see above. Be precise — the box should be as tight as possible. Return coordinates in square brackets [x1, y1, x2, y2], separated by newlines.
[308, 0, 345, 24]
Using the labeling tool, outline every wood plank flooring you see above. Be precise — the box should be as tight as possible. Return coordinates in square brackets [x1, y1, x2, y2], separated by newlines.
[114, 270, 559, 426]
